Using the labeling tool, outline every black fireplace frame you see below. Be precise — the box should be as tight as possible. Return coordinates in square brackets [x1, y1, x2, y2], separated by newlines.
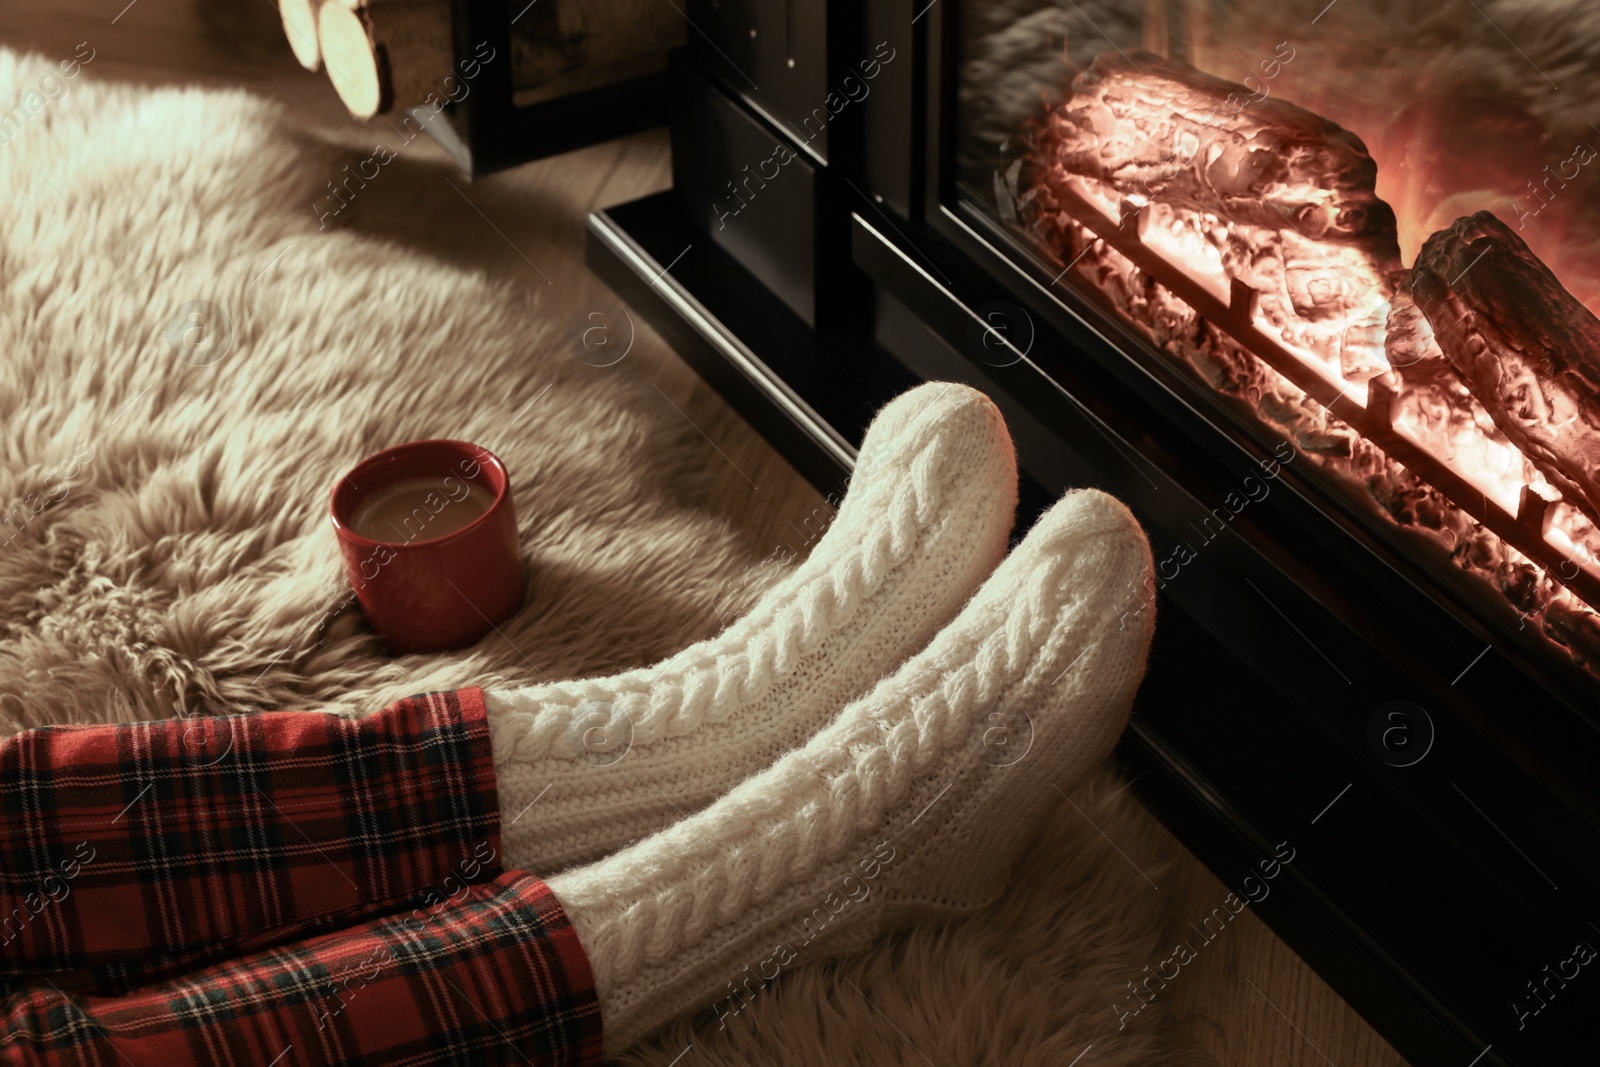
[585, 4, 1600, 1064]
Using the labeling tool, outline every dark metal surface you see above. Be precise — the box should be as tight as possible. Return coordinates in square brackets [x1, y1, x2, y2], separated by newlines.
[430, 0, 670, 178]
[586, 192, 913, 496]
[683, 0, 832, 163]
[672, 57, 822, 325]
[667, 37, 882, 332]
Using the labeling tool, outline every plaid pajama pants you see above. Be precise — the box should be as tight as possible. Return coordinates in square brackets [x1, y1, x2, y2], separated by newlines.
[0, 687, 604, 1066]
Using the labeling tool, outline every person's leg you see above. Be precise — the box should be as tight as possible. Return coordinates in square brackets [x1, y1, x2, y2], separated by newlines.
[545, 488, 1156, 1053]
[2, 870, 602, 1066]
[0, 486, 1148, 1065]
[483, 382, 1018, 874]
[0, 380, 1014, 992]
[0, 688, 503, 996]
[1, 380, 1014, 977]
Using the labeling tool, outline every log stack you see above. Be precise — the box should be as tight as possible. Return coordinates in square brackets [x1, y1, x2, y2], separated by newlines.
[280, 0, 685, 120]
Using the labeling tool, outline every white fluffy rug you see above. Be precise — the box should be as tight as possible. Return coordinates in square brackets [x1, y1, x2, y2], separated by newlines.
[0, 47, 763, 726]
[0, 50, 1195, 1065]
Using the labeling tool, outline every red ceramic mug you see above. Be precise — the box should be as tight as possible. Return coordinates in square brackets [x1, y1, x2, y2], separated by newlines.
[329, 439, 524, 654]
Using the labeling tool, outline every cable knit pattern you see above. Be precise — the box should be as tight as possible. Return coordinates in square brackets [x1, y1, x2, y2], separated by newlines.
[484, 383, 1019, 873]
[548, 488, 1156, 1053]
[495, 423, 945, 755]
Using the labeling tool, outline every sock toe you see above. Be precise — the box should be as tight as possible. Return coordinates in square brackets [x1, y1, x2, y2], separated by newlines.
[878, 488, 1155, 920]
[858, 381, 998, 457]
[840, 380, 1013, 537]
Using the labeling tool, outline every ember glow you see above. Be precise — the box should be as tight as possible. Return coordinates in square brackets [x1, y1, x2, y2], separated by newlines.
[1003, 50, 1600, 676]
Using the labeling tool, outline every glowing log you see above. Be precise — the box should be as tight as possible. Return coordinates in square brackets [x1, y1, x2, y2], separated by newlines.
[1412, 211, 1600, 529]
[1028, 50, 1402, 391]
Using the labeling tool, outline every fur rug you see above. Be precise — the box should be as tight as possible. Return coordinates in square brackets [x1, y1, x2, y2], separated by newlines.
[0, 49, 1194, 1065]
[0, 47, 764, 727]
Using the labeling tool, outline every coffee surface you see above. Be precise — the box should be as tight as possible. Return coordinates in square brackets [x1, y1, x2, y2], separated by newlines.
[351, 477, 496, 543]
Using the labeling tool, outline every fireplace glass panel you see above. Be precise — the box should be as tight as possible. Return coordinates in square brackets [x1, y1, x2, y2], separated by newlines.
[955, 0, 1600, 682]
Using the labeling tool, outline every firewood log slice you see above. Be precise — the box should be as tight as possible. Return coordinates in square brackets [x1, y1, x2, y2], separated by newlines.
[279, 0, 322, 71]
[319, 0, 451, 119]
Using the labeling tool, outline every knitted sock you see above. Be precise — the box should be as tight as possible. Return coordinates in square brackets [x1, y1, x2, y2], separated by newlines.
[546, 488, 1156, 1053]
[483, 382, 1018, 874]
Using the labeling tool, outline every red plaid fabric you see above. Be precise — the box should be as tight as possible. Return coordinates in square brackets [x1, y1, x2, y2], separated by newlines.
[0, 688, 603, 1066]
[3, 872, 600, 1066]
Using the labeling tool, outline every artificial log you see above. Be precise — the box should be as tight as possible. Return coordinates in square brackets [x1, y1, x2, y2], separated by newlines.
[1041, 51, 1399, 252]
[1023, 50, 1402, 384]
[319, 0, 684, 119]
[1410, 210, 1600, 527]
[279, 0, 322, 72]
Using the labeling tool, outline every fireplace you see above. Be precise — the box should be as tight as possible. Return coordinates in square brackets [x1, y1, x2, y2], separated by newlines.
[971, 11, 1600, 687]
[587, 2, 1600, 1063]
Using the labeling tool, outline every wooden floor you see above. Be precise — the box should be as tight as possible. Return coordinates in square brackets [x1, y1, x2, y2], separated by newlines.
[0, 4, 1409, 1064]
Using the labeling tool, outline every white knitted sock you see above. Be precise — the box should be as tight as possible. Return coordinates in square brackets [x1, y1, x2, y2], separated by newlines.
[483, 382, 1018, 874]
[546, 488, 1156, 1053]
